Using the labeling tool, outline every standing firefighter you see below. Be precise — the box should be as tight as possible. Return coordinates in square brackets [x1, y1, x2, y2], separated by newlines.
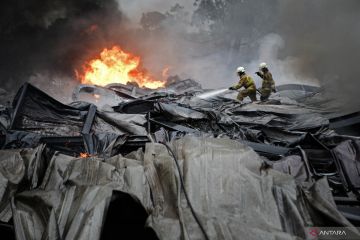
[256, 62, 276, 101]
[229, 66, 257, 102]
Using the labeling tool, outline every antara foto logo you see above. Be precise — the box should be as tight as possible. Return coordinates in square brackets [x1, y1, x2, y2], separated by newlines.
[308, 227, 347, 239]
[308, 227, 319, 239]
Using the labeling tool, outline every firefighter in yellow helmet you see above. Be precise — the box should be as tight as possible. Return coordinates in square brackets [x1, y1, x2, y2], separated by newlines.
[256, 62, 276, 101]
[229, 66, 257, 101]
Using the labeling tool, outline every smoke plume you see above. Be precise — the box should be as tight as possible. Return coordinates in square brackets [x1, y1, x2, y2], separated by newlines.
[0, 0, 127, 96]
[277, 0, 360, 110]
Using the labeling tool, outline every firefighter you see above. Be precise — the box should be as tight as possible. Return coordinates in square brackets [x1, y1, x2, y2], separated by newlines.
[256, 62, 276, 101]
[229, 66, 257, 102]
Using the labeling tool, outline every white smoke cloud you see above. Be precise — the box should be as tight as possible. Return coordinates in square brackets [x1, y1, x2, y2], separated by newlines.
[115, 1, 319, 90]
[246, 33, 319, 88]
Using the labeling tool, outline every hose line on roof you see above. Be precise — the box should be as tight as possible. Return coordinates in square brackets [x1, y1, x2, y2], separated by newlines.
[161, 142, 210, 240]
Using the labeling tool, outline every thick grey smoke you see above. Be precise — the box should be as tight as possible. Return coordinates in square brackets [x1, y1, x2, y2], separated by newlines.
[115, 0, 318, 89]
[277, 0, 360, 110]
[118, 0, 359, 109]
[0, 0, 129, 98]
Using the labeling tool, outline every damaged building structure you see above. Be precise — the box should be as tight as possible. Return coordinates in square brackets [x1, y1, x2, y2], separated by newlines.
[0, 80, 360, 240]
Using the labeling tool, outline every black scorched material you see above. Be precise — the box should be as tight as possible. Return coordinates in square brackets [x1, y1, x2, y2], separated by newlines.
[0, 82, 359, 239]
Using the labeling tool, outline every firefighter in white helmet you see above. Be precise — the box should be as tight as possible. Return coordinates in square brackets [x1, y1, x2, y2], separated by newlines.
[256, 62, 276, 101]
[229, 66, 257, 101]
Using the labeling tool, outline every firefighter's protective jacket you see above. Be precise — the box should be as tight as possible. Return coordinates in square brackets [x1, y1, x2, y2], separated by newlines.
[258, 71, 275, 91]
[233, 75, 256, 91]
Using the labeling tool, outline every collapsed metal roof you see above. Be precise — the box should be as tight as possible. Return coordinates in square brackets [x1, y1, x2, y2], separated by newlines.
[0, 81, 359, 239]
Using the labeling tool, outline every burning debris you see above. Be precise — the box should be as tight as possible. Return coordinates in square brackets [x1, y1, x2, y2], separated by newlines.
[79, 152, 92, 158]
[76, 46, 166, 89]
[0, 80, 359, 240]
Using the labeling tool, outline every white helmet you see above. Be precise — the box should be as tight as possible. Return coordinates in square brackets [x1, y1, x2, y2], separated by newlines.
[236, 66, 245, 73]
[259, 62, 267, 69]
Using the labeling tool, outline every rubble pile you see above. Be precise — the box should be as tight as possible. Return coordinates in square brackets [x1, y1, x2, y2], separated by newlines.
[0, 80, 359, 239]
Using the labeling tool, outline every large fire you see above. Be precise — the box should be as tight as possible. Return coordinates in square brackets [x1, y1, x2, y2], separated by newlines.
[76, 46, 165, 89]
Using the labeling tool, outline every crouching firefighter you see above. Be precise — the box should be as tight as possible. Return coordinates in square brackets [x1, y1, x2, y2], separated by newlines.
[256, 62, 276, 101]
[229, 66, 257, 102]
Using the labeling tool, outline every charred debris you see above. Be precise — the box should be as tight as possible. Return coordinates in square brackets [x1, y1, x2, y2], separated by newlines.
[0, 79, 360, 240]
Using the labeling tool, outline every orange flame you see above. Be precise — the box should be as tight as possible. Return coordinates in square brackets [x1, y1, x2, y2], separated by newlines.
[79, 152, 91, 158]
[77, 46, 165, 89]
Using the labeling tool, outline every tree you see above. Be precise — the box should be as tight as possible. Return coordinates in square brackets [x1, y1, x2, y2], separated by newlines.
[140, 11, 167, 31]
